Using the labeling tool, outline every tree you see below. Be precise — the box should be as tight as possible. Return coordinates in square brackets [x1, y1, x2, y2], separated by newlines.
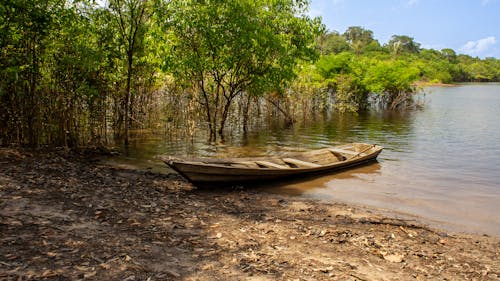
[109, 0, 150, 145]
[316, 31, 350, 55]
[43, 3, 104, 147]
[164, 0, 322, 140]
[343, 26, 375, 54]
[363, 60, 420, 109]
[362, 40, 384, 53]
[387, 35, 421, 55]
[0, 0, 57, 146]
[441, 48, 457, 63]
[315, 52, 369, 112]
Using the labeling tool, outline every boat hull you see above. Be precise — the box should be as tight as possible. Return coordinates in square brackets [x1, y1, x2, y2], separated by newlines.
[171, 155, 380, 183]
[163, 143, 382, 184]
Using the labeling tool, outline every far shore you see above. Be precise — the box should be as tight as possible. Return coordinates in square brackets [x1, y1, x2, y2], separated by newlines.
[414, 81, 458, 87]
[1, 148, 499, 280]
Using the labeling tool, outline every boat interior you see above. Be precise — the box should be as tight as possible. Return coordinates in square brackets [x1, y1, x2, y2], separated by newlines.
[196, 143, 376, 169]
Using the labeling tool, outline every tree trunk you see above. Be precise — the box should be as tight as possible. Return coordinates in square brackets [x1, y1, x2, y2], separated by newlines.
[266, 96, 295, 127]
[242, 94, 251, 133]
[27, 35, 39, 148]
[124, 52, 132, 146]
[218, 92, 237, 140]
[198, 80, 217, 142]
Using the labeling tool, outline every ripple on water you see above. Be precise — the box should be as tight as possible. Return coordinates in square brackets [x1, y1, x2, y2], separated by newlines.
[113, 84, 500, 235]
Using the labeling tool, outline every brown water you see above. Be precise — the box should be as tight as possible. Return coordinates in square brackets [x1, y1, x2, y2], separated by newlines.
[112, 84, 500, 235]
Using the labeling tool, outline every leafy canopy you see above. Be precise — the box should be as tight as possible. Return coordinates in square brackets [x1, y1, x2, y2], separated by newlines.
[164, 0, 323, 95]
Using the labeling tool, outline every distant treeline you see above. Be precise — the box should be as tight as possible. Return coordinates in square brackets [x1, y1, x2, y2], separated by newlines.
[317, 27, 500, 83]
[1, 1, 498, 147]
[297, 27, 500, 113]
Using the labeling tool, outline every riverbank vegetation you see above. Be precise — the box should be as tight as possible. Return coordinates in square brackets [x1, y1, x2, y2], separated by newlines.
[1, 0, 499, 147]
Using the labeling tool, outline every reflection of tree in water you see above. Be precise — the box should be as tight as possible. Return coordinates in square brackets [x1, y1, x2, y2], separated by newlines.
[114, 108, 418, 161]
[236, 109, 417, 151]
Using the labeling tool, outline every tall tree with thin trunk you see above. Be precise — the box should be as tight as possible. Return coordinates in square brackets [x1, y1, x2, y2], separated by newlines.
[109, 0, 148, 145]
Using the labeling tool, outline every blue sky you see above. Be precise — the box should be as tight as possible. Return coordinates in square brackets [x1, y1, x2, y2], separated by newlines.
[309, 0, 500, 58]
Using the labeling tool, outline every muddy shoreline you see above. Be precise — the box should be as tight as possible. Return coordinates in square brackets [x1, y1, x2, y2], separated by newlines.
[1, 148, 499, 280]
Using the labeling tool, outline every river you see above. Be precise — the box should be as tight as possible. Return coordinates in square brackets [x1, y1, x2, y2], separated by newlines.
[111, 83, 500, 235]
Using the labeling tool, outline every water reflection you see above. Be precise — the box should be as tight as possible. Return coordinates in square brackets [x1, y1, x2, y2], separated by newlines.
[111, 84, 500, 235]
[253, 162, 382, 196]
[115, 103, 420, 159]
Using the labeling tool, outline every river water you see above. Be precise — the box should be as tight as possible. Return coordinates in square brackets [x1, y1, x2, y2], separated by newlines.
[112, 84, 500, 235]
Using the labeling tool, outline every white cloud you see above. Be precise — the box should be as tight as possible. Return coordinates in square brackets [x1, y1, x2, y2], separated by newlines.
[460, 36, 497, 55]
[407, 0, 419, 6]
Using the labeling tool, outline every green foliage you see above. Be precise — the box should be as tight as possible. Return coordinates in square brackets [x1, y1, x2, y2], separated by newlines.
[1, 2, 499, 147]
[314, 52, 368, 111]
[441, 48, 457, 63]
[108, 0, 154, 145]
[343, 26, 373, 45]
[306, 26, 499, 114]
[362, 40, 384, 54]
[461, 57, 500, 81]
[316, 31, 351, 55]
[163, 0, 322, 138]
[0, 0, 61, 146]
[342, 26, 379, 55]
[363, 59, 420, 109]
[0, 0, 163, 147]
[386, 35, 421, 55]
[316, 52, 356, 78]
[312, 52, 421, 112]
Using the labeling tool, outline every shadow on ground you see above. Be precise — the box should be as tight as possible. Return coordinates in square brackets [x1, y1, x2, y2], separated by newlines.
[1, 149, 498, 280]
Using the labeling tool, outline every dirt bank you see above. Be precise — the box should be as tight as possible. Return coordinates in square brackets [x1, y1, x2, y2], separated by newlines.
[1, 148, 498, 280]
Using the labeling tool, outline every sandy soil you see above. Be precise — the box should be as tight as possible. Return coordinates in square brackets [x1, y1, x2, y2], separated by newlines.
[0, 148, 499, 280]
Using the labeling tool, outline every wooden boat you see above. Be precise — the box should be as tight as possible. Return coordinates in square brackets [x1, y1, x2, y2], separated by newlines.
[162, 143, 383, 184]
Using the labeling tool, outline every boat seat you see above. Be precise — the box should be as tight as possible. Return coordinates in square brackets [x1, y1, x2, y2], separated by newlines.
[282, 158, 321, 168]
[328, 148, 366, 156]
[231, 161, 260, 168]
[255, 161, 290, 169]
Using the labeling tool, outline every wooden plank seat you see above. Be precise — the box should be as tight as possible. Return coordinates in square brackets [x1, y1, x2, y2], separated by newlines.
[282, 158, 321, 168]
[230, 161, 260, 168]
[254, 161, 291, 169]
[328, 148, 366, 156]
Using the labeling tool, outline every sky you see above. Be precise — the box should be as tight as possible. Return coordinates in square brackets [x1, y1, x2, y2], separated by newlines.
[309, 0, 500, 58]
